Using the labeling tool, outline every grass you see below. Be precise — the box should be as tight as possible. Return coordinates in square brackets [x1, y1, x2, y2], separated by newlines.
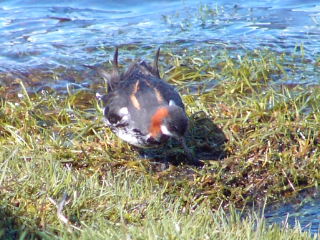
[1, 45, 319, 239]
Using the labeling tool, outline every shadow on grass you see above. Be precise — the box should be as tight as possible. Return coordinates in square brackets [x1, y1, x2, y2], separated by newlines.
[0, 207, 42, 240]
[138, 111, 227, 167]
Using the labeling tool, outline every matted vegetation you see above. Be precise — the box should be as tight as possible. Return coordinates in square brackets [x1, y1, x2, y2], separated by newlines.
[0, 46, 319, 239]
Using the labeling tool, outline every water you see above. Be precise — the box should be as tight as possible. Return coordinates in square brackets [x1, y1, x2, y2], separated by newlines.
[1, 0, 320, 235]
[0, 0, 319, 94]
[264, 188, 320, 235]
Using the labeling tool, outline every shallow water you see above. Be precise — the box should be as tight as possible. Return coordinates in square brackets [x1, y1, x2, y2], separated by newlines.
[264, 188, 320, 235]
[1, 0, 320, 235]
[0, 0, 319, 94]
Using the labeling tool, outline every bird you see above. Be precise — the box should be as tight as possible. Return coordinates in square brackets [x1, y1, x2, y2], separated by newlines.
[85, 47, 196, 164]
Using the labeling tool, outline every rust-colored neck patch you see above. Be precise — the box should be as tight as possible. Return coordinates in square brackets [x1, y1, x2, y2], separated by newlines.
[149, 107, 169, 138]
[130, 81, 140, 110]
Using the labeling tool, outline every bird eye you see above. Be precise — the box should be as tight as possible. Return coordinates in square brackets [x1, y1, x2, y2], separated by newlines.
[172, 125, 178, 132]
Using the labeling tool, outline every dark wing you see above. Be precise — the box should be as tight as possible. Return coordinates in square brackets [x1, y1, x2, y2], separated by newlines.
[136, 48, 184, 109]
[147, 76, 185, 109]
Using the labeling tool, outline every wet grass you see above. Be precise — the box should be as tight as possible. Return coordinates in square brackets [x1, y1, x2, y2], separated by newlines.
[1, 46, 319, 239]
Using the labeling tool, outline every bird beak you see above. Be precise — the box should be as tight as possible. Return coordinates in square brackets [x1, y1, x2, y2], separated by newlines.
[179, 138, 197, 164]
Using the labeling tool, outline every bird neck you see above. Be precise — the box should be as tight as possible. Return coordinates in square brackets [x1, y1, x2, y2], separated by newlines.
[148, 107, 169, 138]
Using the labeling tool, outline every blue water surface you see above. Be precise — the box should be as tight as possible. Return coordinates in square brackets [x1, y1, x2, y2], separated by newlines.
[0, 0, 319, 73]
